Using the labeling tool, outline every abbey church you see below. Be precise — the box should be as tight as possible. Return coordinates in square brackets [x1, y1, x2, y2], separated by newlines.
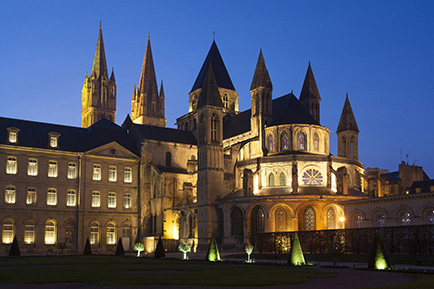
[1, 25, 432, 255]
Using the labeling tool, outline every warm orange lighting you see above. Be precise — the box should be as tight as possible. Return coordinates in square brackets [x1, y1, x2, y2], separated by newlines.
[339, 216, 345, 222]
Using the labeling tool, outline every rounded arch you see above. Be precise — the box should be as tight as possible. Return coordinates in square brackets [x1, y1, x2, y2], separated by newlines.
[248, 205, 267, 244]
[371, 207, 389, 227]
[2, 218, 15, 244]
[394, 206, 414, 226]
[296, 202, 321, 231]
[295, 129, 307, 151]
[270, 204, 293, 232]
[230, 206, 244, 241]
[44, 219, 57, 245]
[393, 205, 415, 220]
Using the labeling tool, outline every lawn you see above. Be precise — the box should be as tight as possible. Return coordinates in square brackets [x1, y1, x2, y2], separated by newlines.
[0, 256, 331, 286]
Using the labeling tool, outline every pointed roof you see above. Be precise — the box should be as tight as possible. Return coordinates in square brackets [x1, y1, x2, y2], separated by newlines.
[190, 41, 235, 92]
[299, 62, 321, 101]
[250, 49, 272, 90]
[110, 67, 115, 82]
[138, 34, 158, 97]
[159, 80, 165, 98]
[197, 63, 223, 109]
[91, 22, 109, 79]
[337, 94, 359, 133]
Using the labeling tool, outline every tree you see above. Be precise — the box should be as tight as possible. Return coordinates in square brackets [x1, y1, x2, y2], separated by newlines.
[206, 238, 220, 262]
[9, 235, 20, 257]
[134, 243, 145, 257]
[115, 237, 125, 256]
[368, 230, 391, 270]
[178, 243, 191, 260]
[83, 238, 92, 255]
[288, 233, 305, 266]
[154, 236, 165, 259]
[328, 231, 345, 266]
[245, 244, 254, 263]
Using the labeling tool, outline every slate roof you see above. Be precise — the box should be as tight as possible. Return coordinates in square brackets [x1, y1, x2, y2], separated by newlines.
[299, 62, 320, 101]
[223, 109, 251, 139]
[250, 50, 272, 91]
[337, 95, 359, 133]
[128, 122, 197, 146]
[410, 179, 434, 193]
[380, 171, 400, 183]
[0, 117, 139, 155]
[197, 63, 223, 109]
[190, 41, 235, 92]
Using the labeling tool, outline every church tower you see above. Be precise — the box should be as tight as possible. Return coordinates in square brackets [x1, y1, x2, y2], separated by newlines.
[337, 94, 359, 160]
[299, 62, 320, 123]
[82, 22, 117, 128]
[131, 35, 166, 127]
[250, 49, 273, 156]
[196, 63, 225, 249]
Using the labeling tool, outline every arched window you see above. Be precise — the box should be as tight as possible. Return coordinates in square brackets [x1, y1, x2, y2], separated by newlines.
[65, 221, 75, 244]
[281, 132, 288, 150]
[166, 152, 172, 167]
[400, 212, 411, 226]
[297, 132, 306, 150]
[354, 215, 363, 228]
[222, 93, 229, 109]
[313, 133, 319, 152]
[106, 223, 116, 245]
[327, 208, 336, 229]
[90, 223, 99, 244]
[268, 135, 273, 152]
[211, 114, 217, 141]
[275, 208, 287, 232]
[191, 94, 197, 111]
[426, 210, 434, 224]
[279, 172, 286, 186]
[304, 207, 315, 231]
[302, 168, 323, 185]
[231, 208, 243, 240]
[256, 208, 265, 233]
[269, 173, 275, 187]
[24, 220, 35, 244]
[199, 114, 205, 143]
[350, 137, 355, 159]
[376, 214, 386, 227]
[45, 220, 56, 245]
[2, 220, 14, 244]
[342, 137, 347, 157]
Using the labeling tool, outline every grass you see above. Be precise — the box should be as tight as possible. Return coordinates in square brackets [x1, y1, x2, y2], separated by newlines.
[363, 275, 434, 289]
[0, 255, 331, 286]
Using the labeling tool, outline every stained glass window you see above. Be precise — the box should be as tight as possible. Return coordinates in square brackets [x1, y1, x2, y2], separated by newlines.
[281, 132, 288, 150]
[269, 173, 275, 187]
[275, 208, 286, 232]
[268, 135, 273, 152]
[257, 208, 265, 233]
[426, 210, 434, 224]
[401, 212, 411, 226]
[298, 133, 306, 150]
[302, 169, 323, 185]
[354, 215, 363, 228]
[327, 208, 336, 229]
[314, 133, 319, 151]
[376, 214, 386, 227]
[304, 207, 315, 231]
[279, 172, 286, 186]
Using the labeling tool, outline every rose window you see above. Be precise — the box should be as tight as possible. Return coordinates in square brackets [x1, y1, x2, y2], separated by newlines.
[302, 168, 323, 185]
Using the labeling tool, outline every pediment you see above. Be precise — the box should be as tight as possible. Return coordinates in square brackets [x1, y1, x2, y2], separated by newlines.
[85, 141, 139, 159]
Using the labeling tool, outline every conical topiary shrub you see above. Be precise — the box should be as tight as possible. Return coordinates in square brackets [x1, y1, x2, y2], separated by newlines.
[9, 235, 20, 257]
[206, 237, 221, 262]
[154, 236, 165, 259]
[115, 237, 125, 256]
[83, 238, 92, 255]
[288, 232, 305, 266]
[368, 230, 391, 270]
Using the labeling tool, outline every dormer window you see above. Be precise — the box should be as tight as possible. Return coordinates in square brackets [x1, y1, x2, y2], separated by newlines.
[7, 127, 19, 144]
[48, 132, 60, 148]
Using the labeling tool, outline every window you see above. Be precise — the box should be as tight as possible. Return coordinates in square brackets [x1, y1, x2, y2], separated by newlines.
[44, 221, 56, 244]
[279, 172, 286, 186]
[90, 223, 99, 244]
[256, 208, 265, 233]
[108, 166, 117, 182]
[24, 221, 35, 244]
[166, 152, 172, 167]
[108, 192, 116, 208]
[400, 212, 411, 226]
[281, 132, 288, 150]
[5, 186, 16, 204]
[268, 173, 275, 187]
[231, 208, 243, 239]
[302, 168, 323, 185]
[222, 93, 229, 109]
[92, 191, 100, 208]
[27, 159, 38, 176]
[67, 163, 77, 179]
[122, 225, 131, 238]
[342, 137, 347, 157]
[304, 207, 315, 231]
[106, 223, 116, 245]
[7, 128, 19, 144]
[327, 208, 336, 229]
[124, 167, 132, 183]
[27, 188, 36, 204]
[65, 222, 74, 244]
[354, 215, 363, 228]
[48, 132, 60, 148]
[47, 188, 57, 206]
[376, 214, 386, 227]
[313, 133, 319, 152]
[2, 220, 14, 244]
[48, 161, 58, 178]
[124, 193, 131, 209]
[93, 165, 101, 181]
[268, 135, 273, 152]
[6, 157, 17, 174]
[275, 208, 287, 232]
[66, 190, 76, 207]
[211, 114, 217, 141]
[298, 132, 306, 150]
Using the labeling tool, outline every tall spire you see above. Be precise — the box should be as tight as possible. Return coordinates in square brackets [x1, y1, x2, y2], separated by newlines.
[138, 34, 158, 98]
[159, 80, 165, 98]
[197, 63, 223, 109]
[337, 94, 359, 133]
[299, 62, 320, 101]
[91, 21, 108, 80]
[250, 49, 272, 91]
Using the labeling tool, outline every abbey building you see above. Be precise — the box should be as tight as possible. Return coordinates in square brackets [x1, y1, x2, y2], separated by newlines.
[0, 25, 432, 255]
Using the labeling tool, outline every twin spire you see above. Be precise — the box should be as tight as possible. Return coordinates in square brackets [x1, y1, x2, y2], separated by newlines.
[91, 21, 109, 80]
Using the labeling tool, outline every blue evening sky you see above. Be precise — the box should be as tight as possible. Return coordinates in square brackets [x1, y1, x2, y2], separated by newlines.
[1, 1, 433, 177]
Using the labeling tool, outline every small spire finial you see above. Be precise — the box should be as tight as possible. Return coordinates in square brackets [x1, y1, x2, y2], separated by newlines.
[100, 21, 102, 30]
[213, 32, 215, 41]
[148, 33, 150, 40]
[346, 92, 348, 98]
